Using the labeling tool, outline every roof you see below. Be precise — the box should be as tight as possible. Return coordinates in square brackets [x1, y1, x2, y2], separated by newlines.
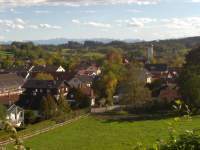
[30, 72, 75, 81]
[31, 65, 64, 72]
[0, 67, 29, 78]
[75, 75, 94, 83]
[145, 64, 168, 72]
[22, 80, 65, 89]
[7, 104, 23, 113]
[0, 74, 24, 91]
[5, 67, 29, 73]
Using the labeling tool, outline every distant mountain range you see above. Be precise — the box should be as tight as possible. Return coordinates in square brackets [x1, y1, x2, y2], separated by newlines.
[0, 38, 142, 45]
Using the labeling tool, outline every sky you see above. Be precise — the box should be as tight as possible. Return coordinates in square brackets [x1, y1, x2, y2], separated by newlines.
[0, 0, 200, 41]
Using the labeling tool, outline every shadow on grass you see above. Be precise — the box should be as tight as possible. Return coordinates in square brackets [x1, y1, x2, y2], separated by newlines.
[92, 111, 177, 123]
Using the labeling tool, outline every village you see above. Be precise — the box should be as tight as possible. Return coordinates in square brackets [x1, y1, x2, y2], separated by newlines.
[0, 44, 181, 128]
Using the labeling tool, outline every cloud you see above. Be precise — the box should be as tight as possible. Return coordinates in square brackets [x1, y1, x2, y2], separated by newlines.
[161, 17, 200, 29]
[16, 18, 26, 24]
[116, 17, 156, 28]
[0, 0, 160, 7]
[39, 24, 62, 29]
[0, 18, 25, 30]
[9, 8, 22, 14]
[84, 22, 111, 28]
[28, 25, 39, 29]
[0, 18, 62, 30]
[72, 19, 111, 28]
[72, 19, 81, 24]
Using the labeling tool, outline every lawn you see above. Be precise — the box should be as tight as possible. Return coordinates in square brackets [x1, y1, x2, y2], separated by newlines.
[0, 120, 55, 142]
[7, 115, 200, 150]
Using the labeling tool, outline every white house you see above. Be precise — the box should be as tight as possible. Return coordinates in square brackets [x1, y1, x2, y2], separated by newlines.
[6, 104, 24, 127]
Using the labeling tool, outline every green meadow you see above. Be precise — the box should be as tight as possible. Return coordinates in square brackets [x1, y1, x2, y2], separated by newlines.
[6, 115, 200, 150]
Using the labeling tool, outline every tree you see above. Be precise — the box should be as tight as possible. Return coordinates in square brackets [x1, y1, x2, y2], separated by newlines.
[68, 88, 90, 108]
[179, 47, 200, 108]
[35, 73, 54, 80]
[24, 110, 37, 124]
[0, 104, 6, 120]
[33, 58, 46, 66]
[40, 95, 57, 119]
[179, 70, 200, 107]
[1, 57, 13, 69]
[95, 48, 125, 105]
[103, 71, 118, 105]
[121, 64, 152, 107]
[57, 94, 71, 113]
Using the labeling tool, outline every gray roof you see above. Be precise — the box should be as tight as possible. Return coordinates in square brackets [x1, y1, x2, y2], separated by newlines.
[145, 64, 168, 72]
[75, 75, 94, 83]
[22, 80, 65, 89]
[0, 74, 24, 91]
[31, 66, 62, 72]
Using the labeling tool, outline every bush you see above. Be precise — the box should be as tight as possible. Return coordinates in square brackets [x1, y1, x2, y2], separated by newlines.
[159, 130, 200, 150]
[25, 110, 38, 124]
[0, 104, 6, 120]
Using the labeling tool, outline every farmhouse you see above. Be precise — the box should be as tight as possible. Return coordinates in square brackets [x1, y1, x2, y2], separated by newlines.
[22, 80, 69, 97]
[0, 74, 24, 105]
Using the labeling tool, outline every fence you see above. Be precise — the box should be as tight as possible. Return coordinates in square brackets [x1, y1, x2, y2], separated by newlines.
[0, 113, 89, 146]
[91, 105, 125, 113]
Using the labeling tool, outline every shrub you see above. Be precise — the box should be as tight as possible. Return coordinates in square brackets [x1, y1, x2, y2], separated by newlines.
[159, 130, 200, 150]
[25, 110, 38, 124]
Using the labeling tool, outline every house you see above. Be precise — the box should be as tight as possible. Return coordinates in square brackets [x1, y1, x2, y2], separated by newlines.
[0, 74, 24, 105]
[22, 80, 69, 98]
[68, 75, 94, 89]
[145, 64, 168, 81]
[0, 67, 30, 78]
[77, 64, 101, 76]
[159, 86, 180, 103]
[68, 75, 96, 106]
[20, 80, 69, 110]
[6, 104, 24, 127]
[140, 69, 152, 84]
[145, 64, 168, 74]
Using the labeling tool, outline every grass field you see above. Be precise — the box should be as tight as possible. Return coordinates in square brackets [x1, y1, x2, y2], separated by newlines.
[7, 115, 200, 150]
[0, 120, 55, 142]
[0, 51, 14, 57]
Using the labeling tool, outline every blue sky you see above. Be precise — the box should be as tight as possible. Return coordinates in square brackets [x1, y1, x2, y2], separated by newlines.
[0, 0, 200, 41]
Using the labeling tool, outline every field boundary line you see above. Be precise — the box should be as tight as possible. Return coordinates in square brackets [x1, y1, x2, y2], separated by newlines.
[0, 114, 89, 146]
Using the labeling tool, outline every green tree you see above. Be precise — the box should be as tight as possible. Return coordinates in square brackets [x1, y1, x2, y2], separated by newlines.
[103, 71, 118, 105]
[33, 58, 46, 66]
[35, 73, 54, 80]
[179, 47, 200, 108]
[0, 104, 6, 120]
[40, 95, 57, 119]
[121, 64, 152, 107]
[58, 94, 71, 113]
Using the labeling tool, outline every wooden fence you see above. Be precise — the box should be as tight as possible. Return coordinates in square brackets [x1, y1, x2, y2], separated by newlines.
[0, 114, 89, 146]
[91, 105, 125, 113]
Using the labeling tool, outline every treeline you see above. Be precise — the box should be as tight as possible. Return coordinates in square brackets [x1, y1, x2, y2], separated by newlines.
[1, 36, 200, 70]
